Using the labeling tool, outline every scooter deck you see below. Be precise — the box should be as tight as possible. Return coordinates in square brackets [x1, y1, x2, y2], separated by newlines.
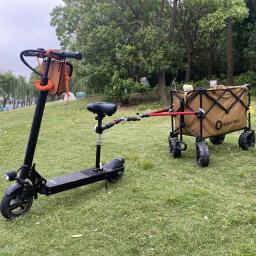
[45, 168, 109, 195]
[45, 157, 125, 195]
[45, 158, 124, 195]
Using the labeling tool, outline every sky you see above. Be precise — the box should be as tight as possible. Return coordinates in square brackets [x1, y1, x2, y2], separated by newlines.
[0, 0, 63, 78]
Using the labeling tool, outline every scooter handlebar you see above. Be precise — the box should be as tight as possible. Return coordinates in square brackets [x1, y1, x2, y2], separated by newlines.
[20, 49, 82, 76]
[22, 50, 43, 57]
[21, 49, 82, 60]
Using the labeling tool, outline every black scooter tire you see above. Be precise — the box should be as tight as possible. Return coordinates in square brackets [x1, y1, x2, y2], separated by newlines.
[107, 169, 124, 183]
[1, 192, 33, 220]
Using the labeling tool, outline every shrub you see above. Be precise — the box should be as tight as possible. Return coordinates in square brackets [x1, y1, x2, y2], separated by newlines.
[105, 72, 150, 104]
[173, 72, 256, 95]
[234, 71, 256, 95]
[234, 71, 256, 85]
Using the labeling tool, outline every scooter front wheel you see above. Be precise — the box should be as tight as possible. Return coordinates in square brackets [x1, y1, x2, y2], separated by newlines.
[0, 190, 33, 220]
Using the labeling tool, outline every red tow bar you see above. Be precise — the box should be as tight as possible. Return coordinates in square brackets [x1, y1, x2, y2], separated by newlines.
[147, 111, 196, 117]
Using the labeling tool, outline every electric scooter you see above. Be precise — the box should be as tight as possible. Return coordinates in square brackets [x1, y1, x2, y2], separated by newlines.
[0, 49, 139, 220]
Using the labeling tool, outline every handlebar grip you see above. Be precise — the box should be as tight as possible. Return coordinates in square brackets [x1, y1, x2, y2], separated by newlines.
[23, 51, 37, 57]
[21, 49, 44, 57]
[59, 51, 82, 60]
[20, 50, 45, 76]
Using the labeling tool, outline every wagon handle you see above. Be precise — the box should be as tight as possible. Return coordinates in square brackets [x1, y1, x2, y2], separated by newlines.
[138, 108, 205, 118]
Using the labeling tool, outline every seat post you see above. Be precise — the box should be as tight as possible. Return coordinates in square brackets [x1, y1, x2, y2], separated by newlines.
[95, 114, 105, 170]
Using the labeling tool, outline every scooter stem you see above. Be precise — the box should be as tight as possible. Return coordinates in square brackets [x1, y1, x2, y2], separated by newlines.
[20, 58, 52, 179]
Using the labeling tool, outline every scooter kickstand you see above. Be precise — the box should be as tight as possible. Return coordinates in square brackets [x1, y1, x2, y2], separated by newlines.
[104, 179, 109, 190]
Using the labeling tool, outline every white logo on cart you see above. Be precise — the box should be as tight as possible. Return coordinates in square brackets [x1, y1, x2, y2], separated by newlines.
[215, 119, 240, 130]
[215, 120, 222, 130]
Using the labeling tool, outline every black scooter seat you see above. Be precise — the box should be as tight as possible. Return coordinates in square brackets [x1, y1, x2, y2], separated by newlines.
[87, 102, 117, 116]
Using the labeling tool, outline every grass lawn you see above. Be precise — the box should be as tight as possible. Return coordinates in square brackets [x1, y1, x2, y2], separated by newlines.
[0, 97, 256, 256]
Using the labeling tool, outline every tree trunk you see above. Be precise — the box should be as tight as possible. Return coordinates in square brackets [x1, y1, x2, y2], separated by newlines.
[158, 70, 167, 101]
[248, 61, 254, 71]
[207, 49, 214, 80]
[185, 50, 193, 83]
[3, 97, 8, 108]
[247, 0, 255, 14]
[226, 18, 234, 86]
[168, 0, 178, 43]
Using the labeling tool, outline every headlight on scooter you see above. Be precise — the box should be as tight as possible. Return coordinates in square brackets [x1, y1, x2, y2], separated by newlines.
[3, 171, 17, 181]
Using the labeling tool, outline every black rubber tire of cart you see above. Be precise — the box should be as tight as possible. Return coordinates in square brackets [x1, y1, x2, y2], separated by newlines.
[169, 136, 181, 158]
[196, 141, 210, 167]
[238, 130, 255, 150]
[209, 134, 225, 145]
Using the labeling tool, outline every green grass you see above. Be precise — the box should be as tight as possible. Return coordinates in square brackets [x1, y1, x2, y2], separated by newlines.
[0, 97, 256, 256]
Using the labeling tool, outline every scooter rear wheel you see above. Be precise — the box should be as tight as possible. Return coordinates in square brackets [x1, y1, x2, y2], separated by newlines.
[107, 170, 124, 182]
[0, 190, 33, 220]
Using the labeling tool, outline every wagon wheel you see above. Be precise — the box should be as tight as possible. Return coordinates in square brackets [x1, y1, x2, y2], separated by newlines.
[196, 141, 209, 167]
[238, 130, 255, 150]
[209, 134, 225, 145]
[169, 136, 181, 158]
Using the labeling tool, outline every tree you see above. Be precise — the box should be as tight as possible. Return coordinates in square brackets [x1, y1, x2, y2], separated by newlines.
[50, 0, 252, 100]
[0, 71, 36, 108]
[51, 0, 174, 101]
[16, 75, 34, 106]
[168, 0, 178, 43]
[129, 1, 173, 101]
[0, 72, 16, 107]
[175, 0, 213, 82]
[200, 0, 248, 85]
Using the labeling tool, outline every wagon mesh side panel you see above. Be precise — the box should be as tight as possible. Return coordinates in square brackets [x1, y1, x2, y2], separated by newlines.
[172, 86, 248, 138]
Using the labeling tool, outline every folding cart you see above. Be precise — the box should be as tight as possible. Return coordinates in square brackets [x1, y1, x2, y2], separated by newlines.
[169, 84, 255, 166]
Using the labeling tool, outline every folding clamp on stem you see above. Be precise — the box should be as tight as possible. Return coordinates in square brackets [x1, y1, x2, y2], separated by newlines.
[34, 80, 54, 92]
